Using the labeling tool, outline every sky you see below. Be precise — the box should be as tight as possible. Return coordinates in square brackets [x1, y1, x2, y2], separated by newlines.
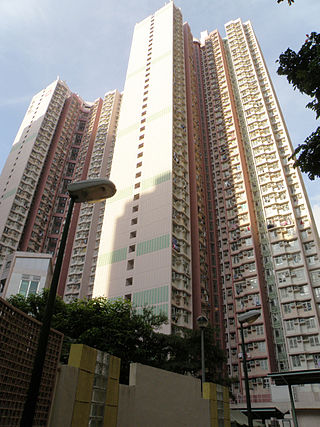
[0, 0, 319, 226]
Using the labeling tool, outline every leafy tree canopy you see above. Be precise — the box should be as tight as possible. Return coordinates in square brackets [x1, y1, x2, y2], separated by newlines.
[277, 32, 320, 179]
[8, 291, 227, 384]
[277, 0, 294, 5]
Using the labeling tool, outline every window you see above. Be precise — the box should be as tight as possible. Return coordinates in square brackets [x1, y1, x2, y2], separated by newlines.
[130, 231, 137, 239]
[127, 260, 134, 270]
[283, 303, 291, 314]
[132, 205, 139, 213]
[135, 172, 141, 178]
[124, 294, 132, 301]
[129, 245, 136, 253]
[133, 194, 140, 200]
[305, 317, 316, 328]
[288, 337, 299, 349]
[131, 218, 138, 225]
[19, 279, 40, 297]
[256, 325, 264, 335]
[275, 256, 284, 265]
[139, 135, 144, 140]
[136, 162, 142, 168]
[299, 285, 309, 295]
[302, 301, 312, 311]
[259, 359, 268, 370]
[280, 287, 290, 298]
[291, 355, 301, 368]
[126, 277, 133, 286]
[78, 121, 86, 131]
[310, 335, 320, 347]
[286, 319, 296, 331]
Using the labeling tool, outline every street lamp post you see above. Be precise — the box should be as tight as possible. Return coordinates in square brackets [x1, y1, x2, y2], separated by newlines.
[20, 178, 116, 427]
[238, 309, 261, 427]
[197, 314, 209, 386]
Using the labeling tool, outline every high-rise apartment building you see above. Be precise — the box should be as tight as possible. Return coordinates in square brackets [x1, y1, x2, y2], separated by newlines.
[93, 3, 320, 403]
[65, 90, 121, 301]
[0, 80, 121, 297]
[93, 3, 203, 336]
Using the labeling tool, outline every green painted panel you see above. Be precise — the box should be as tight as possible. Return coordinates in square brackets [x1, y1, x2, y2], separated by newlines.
[146, 106, 171, 123]
[106, 171, 171, 204]
[126, 65, 146, 79]
[3, 188, 17, 200]
[97, 247, 127, 267]
[151, 50, 171, 66]
[10, 133, 37, 153]
[126, 50, 171, 80]
[141, 170, 171, 191]
[117, 123, 140, 138]
[10, 143, 22, 153]
[106, 186, 133, 204]
[132, 285, 169, 309]
[136, 234, 170, 256]
[117, 106, 171, 140]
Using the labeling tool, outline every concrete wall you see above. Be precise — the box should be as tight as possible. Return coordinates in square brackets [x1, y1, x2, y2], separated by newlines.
[117, 363, 226, 427]
[49, 344, 120, 427]
[297, 410, 320, 427]
[49, 345, 231, 427]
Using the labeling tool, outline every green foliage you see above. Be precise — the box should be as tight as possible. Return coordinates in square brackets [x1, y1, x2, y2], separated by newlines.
[157, 327, 227, 384]
[276, 0, 295, 4]
[277, 32, 320, 179]
[8, 291, 227, 384]
[7, 289, 67, 322]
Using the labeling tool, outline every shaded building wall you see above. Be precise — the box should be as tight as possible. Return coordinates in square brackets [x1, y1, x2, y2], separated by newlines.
[0, 80, 70, 270]
[117, 363, 230, 427]
[195, 18, 320, 403]
[65, 90, 122, 301]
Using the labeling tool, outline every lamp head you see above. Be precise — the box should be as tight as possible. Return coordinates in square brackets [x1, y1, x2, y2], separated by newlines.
[68, 178, 116, 203]
[196, 314, 209, 329]
[238, 309, 261, 325]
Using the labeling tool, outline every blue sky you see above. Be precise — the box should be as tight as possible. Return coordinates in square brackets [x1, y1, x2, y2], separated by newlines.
[0, 0, 319, 224]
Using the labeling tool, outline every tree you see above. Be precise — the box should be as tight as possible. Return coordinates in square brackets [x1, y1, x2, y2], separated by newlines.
[8, 291, 227, 384]
[276, 0, 295, 5]
[277, 32, 320, 179]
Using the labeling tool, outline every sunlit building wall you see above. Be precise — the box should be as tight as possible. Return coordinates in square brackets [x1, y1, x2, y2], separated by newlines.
[94, 2, 193, 334]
